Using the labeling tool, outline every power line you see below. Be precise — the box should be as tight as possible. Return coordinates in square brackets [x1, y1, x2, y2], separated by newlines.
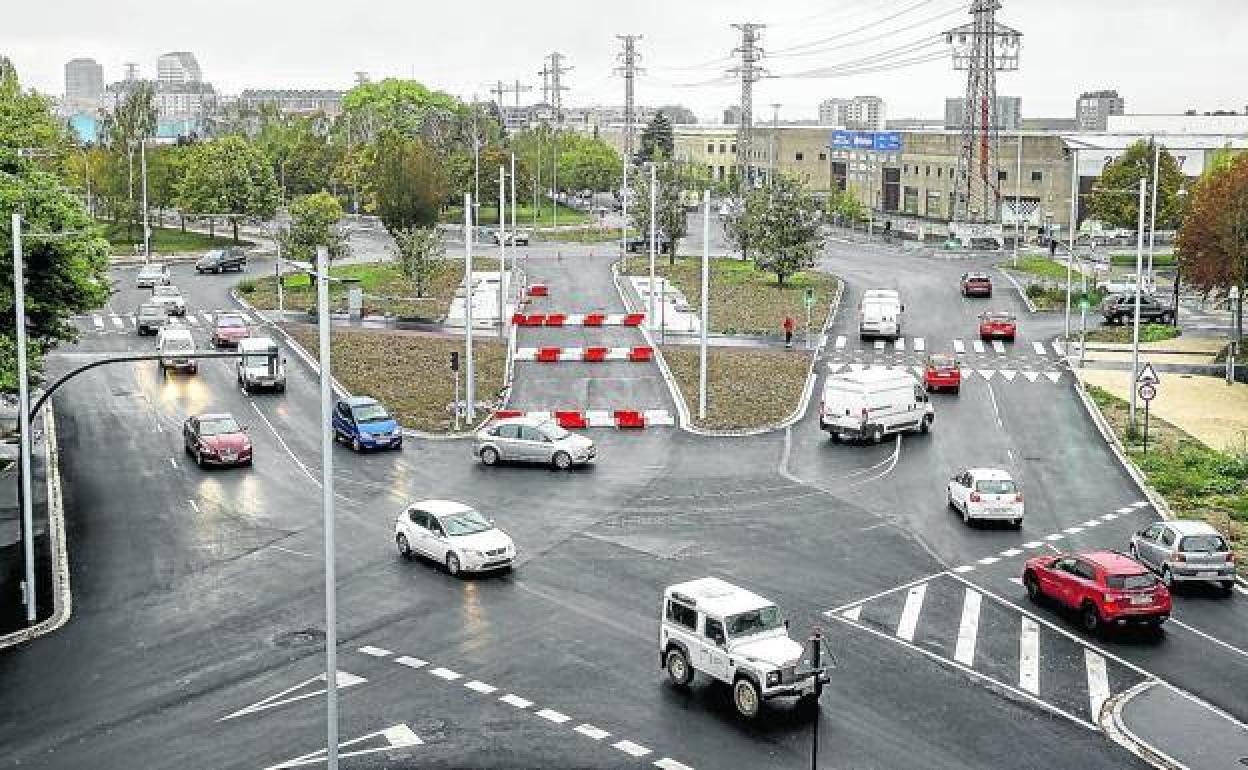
[769, 0, 944, 55]
[770, 36, 947, 78]
[775, 49, 950, 80]
[768, 3, 970, 59]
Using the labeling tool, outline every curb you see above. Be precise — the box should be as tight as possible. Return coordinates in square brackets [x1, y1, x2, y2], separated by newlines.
[109, 253, 203, 267]
[1099, 681, 1185, 770]
[997, 268, 1039, 314]
[230, 290, 481, 442]
[0, 404, 72, 650]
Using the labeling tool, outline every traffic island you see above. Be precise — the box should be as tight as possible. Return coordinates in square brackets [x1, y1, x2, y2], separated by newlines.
[241, 263, 459, 321]
[660, 346, 813, 431]
[280, 325, 506, 434]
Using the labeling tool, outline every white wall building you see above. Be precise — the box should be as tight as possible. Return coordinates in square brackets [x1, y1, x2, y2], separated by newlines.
[157, 52, 202, 85]
[818, 96, 886, 130]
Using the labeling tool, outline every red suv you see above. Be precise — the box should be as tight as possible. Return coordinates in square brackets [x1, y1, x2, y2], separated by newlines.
[1023, 551, 1171, 634]
[960, 272, 993, 297]
[923, 353, 962, 393]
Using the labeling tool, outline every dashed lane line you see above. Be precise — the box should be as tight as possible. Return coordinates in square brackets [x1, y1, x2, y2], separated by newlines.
[613, 740, 652, 758]
[500, 694, 533, 709]
[395, 656, 427, 669]
[359, 646, 392, 657]
[465, 680, 497, 694]
[575, 724, 611, 741]
[537, 708, 572, 724]
[429, 667, 462, 681]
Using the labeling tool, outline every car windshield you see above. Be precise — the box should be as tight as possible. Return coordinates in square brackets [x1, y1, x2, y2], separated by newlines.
[975, 479, 1017, 494]
[967, 274, 990, 281]
[153, 286, 179, 297]
[543, 424, 570, 441]
[929, 355, 956, 368]
[199, 417, 241, 436]
[1107, 573, 1158, 590]
[352, 403, 391, 423]
[983, 312, 1014, 321]
[725, 606, 785, 638]
[1180, 534, 1228, 552]
[216, 315, 245, 327]
[440, 509, 493, 537]
[139, 304, 165, 316]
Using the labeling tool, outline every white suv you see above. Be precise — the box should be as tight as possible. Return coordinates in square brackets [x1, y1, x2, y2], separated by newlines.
[659, 577, 819, 718]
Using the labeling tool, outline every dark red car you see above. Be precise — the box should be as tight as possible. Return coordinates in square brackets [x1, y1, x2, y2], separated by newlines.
[923, 353, 962, 393]
[960, 271, 993, 298]
[183, 413, 253, 468]
[212, 312, 251, 348]
[1023, 550, 1171, 635]
[978, 311, 1017, 341]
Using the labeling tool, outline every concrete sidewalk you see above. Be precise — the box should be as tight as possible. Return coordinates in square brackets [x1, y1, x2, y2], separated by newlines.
[1108, 681, 1248, 770]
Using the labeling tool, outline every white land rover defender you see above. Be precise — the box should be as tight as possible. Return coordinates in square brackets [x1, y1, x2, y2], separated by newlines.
[659, 577, 819, 718]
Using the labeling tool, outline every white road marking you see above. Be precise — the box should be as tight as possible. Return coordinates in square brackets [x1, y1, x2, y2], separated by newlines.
[827, 363, 845, 373]
[835, 335, 847, 349]
[110, 315, 124, 329]
[1019, 617, 1040, 695]
[1022, 370, 1039, 383]
[537, 708, 571, 724]
[188, 499, 199, 513]
[1052, 340, 1066, 356]
[429, 667, 461, 681]
[1023, 541, 1044, 549]
[1008, 577, 1023, 586]
[270, 545, 312, 557]
[977, 556, 1000, 565]
[913, 337, 925, 351]
[465, 680, 497, 694]
[220, 671, 366, 721]
[1032, 341, 1046, 355]
[953, 565, 975, 573]
[92, 315, 104, 329]
[1085, 650, 1110, 721]
[985, 378, 1003, 428]
[359, 646, 392, 658]
[1001, 548, 1023, 557]
[954, 588, 982, 666]
[1082, 520, 1101, 528]
[185, 315, 199, 325]
[978, 369, 995, 381]
[169, 457, 177, 468]
[1064, 526, 1085, 534]
[574, 724, 610, 741]
[1236, 585, 1248, 596]
[201, 313, 215, 325]
[395, 656, 427, 669]
[1116, 506, 1134, 514]
[613, 740, 651, 758]
[841, 605, 862, 621]
[1131, 501, 1149, 508]
[654, 759, 694, 770]
[1045, 533, 1065, 541]
[973, 339, 986, 353]
[1104, 513, 1121, 520]
[999, 369, 1017, 382]
[1044, 371, 1062, 383]
[1169, 619, 1248, 660]
[992, 339, 1006, 354]
[896, 584, 927, 642]
[953, 338, 966, 353]
[500, 694, 532, 708]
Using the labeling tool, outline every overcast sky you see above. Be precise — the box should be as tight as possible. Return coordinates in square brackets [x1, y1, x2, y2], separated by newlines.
[7, 0, 1246, 123]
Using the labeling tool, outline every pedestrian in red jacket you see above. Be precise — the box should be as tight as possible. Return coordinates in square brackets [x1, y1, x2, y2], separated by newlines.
[783, 316, 795, 348]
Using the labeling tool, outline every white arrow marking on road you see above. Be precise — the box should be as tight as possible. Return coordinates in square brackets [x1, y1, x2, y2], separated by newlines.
[1044, 371, 1062, 383]
[220, 671, 366, 721]
[1085, 651, 1110, 722]
[1052, 340, 1066, 356]
[954, 588, 982, 666]
[835, 335, 847, 350]
[913, 337, 926, 352]
[953, 339, 966, 354]
[842, 605, 862, 621]
[896, 584, 927, 642]
[992, 339, 1006, 354]
[1022, 371, 1039, 383]
[1000, 370, 1017, 382]
[1019, 618, 1040, 695]
[264, 723, 422, 769]
[1032, 341, 1046, 355]
[977, 370, 995, 381]
[973, 340, 986, 353]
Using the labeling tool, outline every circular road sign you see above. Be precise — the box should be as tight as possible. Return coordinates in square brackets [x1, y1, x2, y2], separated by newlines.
[1138, 383, 1157, 402]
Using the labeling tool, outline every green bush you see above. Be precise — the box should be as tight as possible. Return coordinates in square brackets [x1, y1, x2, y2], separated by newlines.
[236, 278, 256, 294]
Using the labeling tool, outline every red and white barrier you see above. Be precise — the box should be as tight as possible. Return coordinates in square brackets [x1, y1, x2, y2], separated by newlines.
[512, 312, 645, 327]
[491, 409, 674, 428]
[515, 346, 654, 363]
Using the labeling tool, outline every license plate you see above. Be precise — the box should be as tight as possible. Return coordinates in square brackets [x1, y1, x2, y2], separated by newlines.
[1197, 571, 1217, 578]
[222, 453, 236, 461]
[1130, 595, 1152, 605]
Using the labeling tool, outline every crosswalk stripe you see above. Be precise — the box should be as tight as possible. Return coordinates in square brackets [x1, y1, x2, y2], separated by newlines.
[92, 315, 104, 330]
[954, 588, 982, 666]
[896, 584, 927, 642]
[992, 340, 1006, 354]
[972, 340, 986, 353]
[1085, 650, 1109, 720]
[835, 335, 846, 350]
[1019, 617, 1040, 695]
[1023, 541, 1044, 549]
[953, 339, 966, 353]
[842, 605, 862, 621]
[201, 313, 215, 325]
[1001, 548, 1023, 557]
[913, 337, 925, 352]
[185, 315, 199, 325]
[110, 315, 123, 329]
[953, 565, 976, 573]
[1032, 341, 1046, 355]
[1043, 371, 1062, 383]
[1022, 371, 1039, 383]
[895, 338, 905, 352]
[1052, 340, 1066, 356]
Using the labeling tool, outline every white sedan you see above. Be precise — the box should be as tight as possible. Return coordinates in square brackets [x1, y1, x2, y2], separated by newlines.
[394, 499, 515, 577]
[947, 468, 1024, 528]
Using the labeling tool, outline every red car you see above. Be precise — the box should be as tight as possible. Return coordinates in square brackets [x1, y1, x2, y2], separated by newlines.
[923, 353, 962, 393]
[183, 413, 253, 468]
[1023, 551, 1171, 635]
[978, 311, 1017, 341]
[212, 312, 251, 348]
[960, 271, 993, 297]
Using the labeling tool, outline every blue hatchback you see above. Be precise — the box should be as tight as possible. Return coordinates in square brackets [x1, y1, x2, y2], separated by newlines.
[332, 396, 403, 452]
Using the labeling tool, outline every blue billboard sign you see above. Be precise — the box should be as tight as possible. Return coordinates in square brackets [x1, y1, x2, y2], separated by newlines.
[830, 130, 902, 152]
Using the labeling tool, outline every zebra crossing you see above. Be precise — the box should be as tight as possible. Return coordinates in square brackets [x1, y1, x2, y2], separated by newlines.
[827, 361, 1067, 384]
[71, 311, 262, 336]
[830, 572, 1149, 729]
[832, 335, 1067, 358]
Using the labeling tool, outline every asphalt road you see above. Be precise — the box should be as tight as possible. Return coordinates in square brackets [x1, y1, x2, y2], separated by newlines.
[0, 242, 1244, 770]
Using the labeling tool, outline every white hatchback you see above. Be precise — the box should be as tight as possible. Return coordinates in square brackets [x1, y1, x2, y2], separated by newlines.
[394, 499, 515, 577]
[947, 468, 1024, 528]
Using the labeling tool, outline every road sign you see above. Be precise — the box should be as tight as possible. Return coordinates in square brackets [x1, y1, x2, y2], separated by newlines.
[1138, 383, 1157, 401]
[1136, 361, 1160, 385]
[804, 288, 816, 308]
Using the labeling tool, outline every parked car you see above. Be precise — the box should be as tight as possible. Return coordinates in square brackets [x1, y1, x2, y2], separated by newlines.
[135, 263, 170, 288]
[393, 499, 514, 577]
[149, 284, 186, 316]
[474, 416, 596, 469]
[978, 310, 1017, 341]
[819, 368, 933, 443]
[183, 413, 252, 468]
[236, 337, 286, 393]
[1101, 293, 1174, 325]
[960, 272, 993, 298]
[332, 396, 402, 451]
[1023, 551, 1171, 634]
[923, 353, 962, 393]
[947, 468, 1023, 528]
[490, 229, 531, 246]
[858, 289, 904, 340]
[195, 248, 247, 274]
[211, 311, 251, 348]
[1129, 520, 1236, 595]
[626, 235, 673, 253]
[135, 302, 169, 335]
[659, 577, 819, 719]
[156, 327, 197, 374]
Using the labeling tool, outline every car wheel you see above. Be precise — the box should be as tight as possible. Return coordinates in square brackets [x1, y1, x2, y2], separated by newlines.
[733, 677, 761, 719]
[445, 552, 461, 577]
[1012, 518, 1023, 529]
[828, 430, 841, 443]
[1162, 566, 1175, 590]
[552, 451, 572, 470]
[352, 436, 361, 452]
[1220, 581, 1235, 597]
[1129, 543, 1139, 560]
[947, 491, 956, 511]
[481, 447, 500, 466]
[1081, 603, 1102, 635]
[1024, 573, 1041, 603]
[396, 533, 412, 558]
[962, 505, 972, 526]
[665, 648, 693, 687]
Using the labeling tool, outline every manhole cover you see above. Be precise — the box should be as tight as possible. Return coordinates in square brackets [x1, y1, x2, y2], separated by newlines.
[273, 628, 325, 648]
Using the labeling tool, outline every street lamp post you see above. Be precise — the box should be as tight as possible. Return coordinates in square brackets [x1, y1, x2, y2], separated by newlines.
[1129, 178, 1147, 433]
[313, 244, 340, 770]
[140, 138, 151, 261]
[698, 190, 710, 419]
[10, 213, 37, 625]
[648, 162, 658, 329]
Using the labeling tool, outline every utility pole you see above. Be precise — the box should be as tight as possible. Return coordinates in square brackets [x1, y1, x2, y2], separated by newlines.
[768, 103, 781, 186]
[314, 245, 339, 770]
[11, 214, 36, 625]
[699, 190, 710, 419]
[1013, 132, 1022, 267]
[544, 52, 572, 124]
[728, 23, 767, 189]
[498, 165, 506, 339]
[489, 80, 507, 113]
[464, 194, 476, 423]
[512, 79, 532, 108]
[649, 162, 658, 328]
[1129, 177, 1147, 433]
[1147, 138, 1161, 287]
[471, 95, 481, 229]
[615, 35, 644, 163]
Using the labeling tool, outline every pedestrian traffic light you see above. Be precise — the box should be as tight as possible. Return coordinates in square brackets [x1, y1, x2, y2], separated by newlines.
[450, 352, 460, 372]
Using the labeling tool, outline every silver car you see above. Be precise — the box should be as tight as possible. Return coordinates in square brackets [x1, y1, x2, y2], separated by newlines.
[1129, 520, 1237, 595]
[136, 263, 170, 288]
[474, 417, 596, 470]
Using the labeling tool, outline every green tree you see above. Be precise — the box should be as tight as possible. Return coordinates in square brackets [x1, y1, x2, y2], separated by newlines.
[558, 134, 622, 193]
[178, 135, 280, 242]
[145, 145, 188, 227]
[1175, 152, 1248, 336]
[827, 188, 866, 224]
[722, 193, 764, 261]
[391, 227, 445, 298]
[280, 192, 348, 263]
[746, 175, 824, 285]
[1087, 140, 1186, 231]
[638, 113, 674, 163]
[629, 163, 687, 261]
[370, 135, 448, 232]
[342, 78, 462, 142]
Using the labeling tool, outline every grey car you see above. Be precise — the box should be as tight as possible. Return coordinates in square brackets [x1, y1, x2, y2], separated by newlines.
[474, 417, 596, 470]
[135, 302, 170, 335]
[1129, 520, 1236, 595]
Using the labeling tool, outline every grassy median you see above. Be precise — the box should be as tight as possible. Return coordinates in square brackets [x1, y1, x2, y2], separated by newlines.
[662, 346, 812, 431]
[1086, 384, 1247, 561]
[239, 263, 458, 320]
[281, 324, 505, 433]
[101, 220, 251, 255]
[1084, 323, 1181, 344]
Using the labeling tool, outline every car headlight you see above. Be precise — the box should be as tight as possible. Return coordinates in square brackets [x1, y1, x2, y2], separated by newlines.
[766, 671, 781, 686]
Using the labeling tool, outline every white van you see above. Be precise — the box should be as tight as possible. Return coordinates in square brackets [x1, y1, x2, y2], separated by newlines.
[819, 368, 933, 443]
[236, 336, 286, 393]
[156, 327, 197, 374]
[859, 289, 903, 340]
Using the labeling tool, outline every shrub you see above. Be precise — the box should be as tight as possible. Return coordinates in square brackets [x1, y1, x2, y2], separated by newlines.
[236, 278, 256, 294]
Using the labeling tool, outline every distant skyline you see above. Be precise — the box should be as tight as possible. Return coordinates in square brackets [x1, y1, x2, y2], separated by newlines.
[7, 0, 1247, 123]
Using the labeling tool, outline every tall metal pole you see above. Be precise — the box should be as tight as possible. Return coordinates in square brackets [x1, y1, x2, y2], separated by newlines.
[275, 226, 285, 316]
[498, 165, 507, 339]
[552, 133, 559, 230]
[649, 162, 658, 328]
[12, 214, 36, 625]
[140, 138, 150, 260]
[510, 151, 518, 296]
[1129, 178, 1147, 433]
[1147, 139, 1161, 287]
[699, 191, 710, 419]
[464, 194, 476, 423]
[315, 244, 339, 770]
[1013, 132, 1022, 267]
[1064, 148, 1078, 342]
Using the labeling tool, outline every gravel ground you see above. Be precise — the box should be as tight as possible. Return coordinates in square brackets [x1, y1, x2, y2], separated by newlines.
[661, 346, 812, 430]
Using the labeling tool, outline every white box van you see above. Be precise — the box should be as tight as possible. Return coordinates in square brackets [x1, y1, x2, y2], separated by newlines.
[156, 327, 197, 374]
[859, 289, 903, 340]
[236, 336, 286, 393]
[819, 368, 933, 443]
